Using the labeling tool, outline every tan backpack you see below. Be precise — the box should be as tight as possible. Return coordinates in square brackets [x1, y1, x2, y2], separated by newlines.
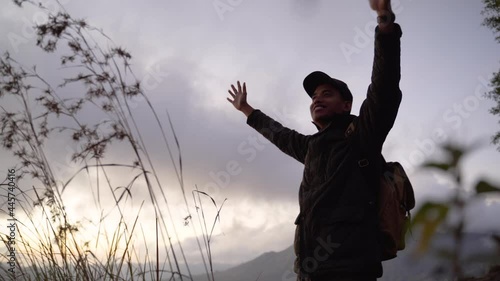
[346, 121, 416, 260]
[378, 161, 415, 260]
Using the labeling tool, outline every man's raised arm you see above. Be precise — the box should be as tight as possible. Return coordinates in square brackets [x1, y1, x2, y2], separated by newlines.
[226, 81, 309, 164]
[357, 0, 403, 150]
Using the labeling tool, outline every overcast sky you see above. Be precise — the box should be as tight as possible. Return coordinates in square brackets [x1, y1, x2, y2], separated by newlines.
[1, 0, 500, 275]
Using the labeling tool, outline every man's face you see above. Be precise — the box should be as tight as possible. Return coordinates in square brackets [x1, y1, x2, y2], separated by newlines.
[310, 84, 352, 129]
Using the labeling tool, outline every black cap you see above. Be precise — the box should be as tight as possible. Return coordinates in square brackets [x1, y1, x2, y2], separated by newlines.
[303, 71, 353, 101]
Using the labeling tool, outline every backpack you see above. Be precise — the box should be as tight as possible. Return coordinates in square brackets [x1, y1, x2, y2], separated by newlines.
[345, 121, 416, 261]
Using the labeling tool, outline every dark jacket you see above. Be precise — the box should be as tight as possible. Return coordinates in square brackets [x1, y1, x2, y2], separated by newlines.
[247, 24, 403, 279]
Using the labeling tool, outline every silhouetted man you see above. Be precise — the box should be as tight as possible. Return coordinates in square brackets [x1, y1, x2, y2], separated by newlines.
[227, 0, 402, 280]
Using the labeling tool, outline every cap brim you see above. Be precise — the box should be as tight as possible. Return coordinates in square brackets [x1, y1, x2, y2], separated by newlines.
[303, 71, 333, 97]
[303, 71, 353, 101]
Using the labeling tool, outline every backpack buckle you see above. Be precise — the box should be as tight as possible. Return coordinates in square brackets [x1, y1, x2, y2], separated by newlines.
[358, 159, 370, 168]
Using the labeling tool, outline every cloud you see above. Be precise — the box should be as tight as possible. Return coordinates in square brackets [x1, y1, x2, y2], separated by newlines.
[465, 197, 500, 233]
[181, 197, 297, 266]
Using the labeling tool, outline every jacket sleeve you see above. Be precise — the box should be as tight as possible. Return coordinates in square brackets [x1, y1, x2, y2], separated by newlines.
[357, 23, 403, 152]
[247, 109, 309, 164]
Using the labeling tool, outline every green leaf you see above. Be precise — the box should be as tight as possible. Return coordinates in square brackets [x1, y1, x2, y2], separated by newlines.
[475, 180, 500, 194]
[411, 202, 449, 226]
[422, 162, 452, 171]
[442, 144, 465, 168]
[410, 202, 450, 254]
[434, 247, 454, 260]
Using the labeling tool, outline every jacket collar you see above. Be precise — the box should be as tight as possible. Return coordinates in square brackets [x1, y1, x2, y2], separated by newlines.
[312, 114, 356, 133]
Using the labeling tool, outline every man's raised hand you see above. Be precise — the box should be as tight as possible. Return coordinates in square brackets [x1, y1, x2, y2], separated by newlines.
[368, 0, 391, 12]
[369, 0, 395, 33]
[227, 81, 254, 117]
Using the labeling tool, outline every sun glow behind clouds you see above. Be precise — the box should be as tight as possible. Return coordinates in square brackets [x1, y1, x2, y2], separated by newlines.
[0, 168, 215, 268]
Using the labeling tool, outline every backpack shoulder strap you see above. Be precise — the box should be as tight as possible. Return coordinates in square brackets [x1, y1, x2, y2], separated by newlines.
[344, 117, 384, 167]
[345, 120, 356, 138]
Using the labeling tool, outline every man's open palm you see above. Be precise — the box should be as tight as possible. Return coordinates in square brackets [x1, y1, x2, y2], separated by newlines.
[227, 81, 247, 111]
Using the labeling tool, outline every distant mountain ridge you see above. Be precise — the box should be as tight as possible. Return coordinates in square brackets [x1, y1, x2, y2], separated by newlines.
[193, 232, 500, 281]
[1, 233, 497, 281]
[193, 245, 296, 281]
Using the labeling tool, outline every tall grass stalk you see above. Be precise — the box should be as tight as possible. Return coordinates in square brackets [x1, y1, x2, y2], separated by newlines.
[0, 1, 224, 280]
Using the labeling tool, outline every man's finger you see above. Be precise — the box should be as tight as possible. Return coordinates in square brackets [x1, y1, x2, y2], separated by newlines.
[226, 97, 234, 103]
[237, 81, 242, 92]
[228, 89, 235, 97]
[231, 84, 238, 94]
[243, 82, 246, 94]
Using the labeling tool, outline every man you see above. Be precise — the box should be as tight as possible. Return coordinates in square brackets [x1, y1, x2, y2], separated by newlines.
[226, 0, 402, 280]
